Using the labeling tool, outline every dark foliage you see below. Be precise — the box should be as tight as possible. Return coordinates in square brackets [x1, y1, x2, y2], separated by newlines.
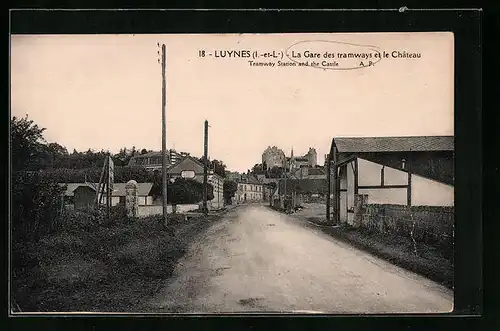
[11, 115, 48, 171]
[11, 171, 66, 242]
[38, 166, 153, 184]
[198, 156, 227, 178]
[251, 163, 266, 175]
[149, 177, 214, 205]
[223, 180, 238, 199]
[169, 178, 214, 204]
[268, 166, 285, 178]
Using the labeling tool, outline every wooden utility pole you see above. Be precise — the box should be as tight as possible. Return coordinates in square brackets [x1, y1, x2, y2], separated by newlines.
[161, 44, 168, 227]
[332, 146, 338, 225]
[203, 120, 209, 214]
[106, 156, 111, 221]
[326, 153, 331, 224]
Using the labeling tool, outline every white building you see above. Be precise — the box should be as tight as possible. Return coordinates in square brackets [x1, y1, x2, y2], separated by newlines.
[328, 136, 454, 224]
[234, 176, 265, 203]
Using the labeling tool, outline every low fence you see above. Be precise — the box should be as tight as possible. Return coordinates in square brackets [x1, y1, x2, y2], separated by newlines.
[358, 203, 454, 257]
[137, 204, 199, 217]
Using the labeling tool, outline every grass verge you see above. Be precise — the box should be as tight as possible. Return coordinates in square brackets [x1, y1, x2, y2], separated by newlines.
[304, 217, 454, 290]
[12, 211, 223, 313]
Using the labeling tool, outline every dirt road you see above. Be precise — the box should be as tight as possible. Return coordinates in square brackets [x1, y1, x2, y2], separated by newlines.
[146, 205, 453, 313]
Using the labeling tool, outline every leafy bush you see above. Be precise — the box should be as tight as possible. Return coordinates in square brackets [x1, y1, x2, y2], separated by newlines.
[12, 171, 66, 241]
[110, 205, 127, 221]
[223, 180, 238, 199]
[169, 177, 214, 204]
[150, 177, 214, 204]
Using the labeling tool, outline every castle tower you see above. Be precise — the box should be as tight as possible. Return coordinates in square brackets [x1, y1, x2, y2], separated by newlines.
[307, 147, 317, 167]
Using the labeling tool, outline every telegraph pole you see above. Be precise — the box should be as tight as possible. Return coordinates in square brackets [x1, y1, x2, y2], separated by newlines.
[203, 120, 209, 214]
[332, 146, 338, 225]
[326, 153, 331, 224]
[106, 155, 111, 222]
[161, 44, 168, 227]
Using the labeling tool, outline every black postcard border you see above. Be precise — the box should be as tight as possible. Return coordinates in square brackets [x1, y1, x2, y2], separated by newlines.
[7, 8, 483, 331]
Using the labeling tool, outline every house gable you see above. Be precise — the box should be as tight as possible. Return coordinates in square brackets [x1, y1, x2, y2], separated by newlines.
[167, 156, 204, 175]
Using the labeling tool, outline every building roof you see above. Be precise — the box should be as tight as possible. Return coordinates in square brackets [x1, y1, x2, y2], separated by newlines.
[167, 155, 204, 172]
[332, 136, 454, 153]
[308, 168, 326, 176]
[60, 182, 154, 197]
[238, 174, 264, 184]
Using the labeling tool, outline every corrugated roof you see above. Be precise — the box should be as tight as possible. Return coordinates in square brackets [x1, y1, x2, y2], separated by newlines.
[333, 136, 454, 153]
[60, 182, 153, 197]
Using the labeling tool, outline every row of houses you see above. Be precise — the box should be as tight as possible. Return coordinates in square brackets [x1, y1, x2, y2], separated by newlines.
[61, 155, 225, 212]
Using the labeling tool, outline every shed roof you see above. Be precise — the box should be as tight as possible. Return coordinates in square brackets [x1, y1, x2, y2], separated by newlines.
[332, 136, 454, 153]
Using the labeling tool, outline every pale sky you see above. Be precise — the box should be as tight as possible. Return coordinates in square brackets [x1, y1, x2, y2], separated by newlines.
[10, 33, 454, 173]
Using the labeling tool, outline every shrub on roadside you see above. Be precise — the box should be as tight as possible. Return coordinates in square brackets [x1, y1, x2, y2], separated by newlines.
[12, 171, 66, 241]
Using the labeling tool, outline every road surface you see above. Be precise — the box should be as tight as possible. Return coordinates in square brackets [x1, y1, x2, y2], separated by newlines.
[146, 205, 453, 314]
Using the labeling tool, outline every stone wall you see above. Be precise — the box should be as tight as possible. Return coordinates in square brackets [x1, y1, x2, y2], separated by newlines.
[357, 203, 454, 256]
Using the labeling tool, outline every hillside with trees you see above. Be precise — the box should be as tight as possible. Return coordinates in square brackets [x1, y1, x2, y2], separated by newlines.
[10, 115, 219, 218]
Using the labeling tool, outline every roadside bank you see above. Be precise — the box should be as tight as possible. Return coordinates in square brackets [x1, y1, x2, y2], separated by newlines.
[11, 209, 228, 313]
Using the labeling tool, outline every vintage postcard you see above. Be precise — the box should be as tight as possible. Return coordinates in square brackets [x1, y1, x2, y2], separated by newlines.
[10, 32, 454, 314]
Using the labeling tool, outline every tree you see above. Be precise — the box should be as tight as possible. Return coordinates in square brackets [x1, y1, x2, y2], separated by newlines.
[141, 148, 148, 155]
[268, 166, 284, 179]
[223, 180, 238, 204]
[198, 157, 227, 178]
[10, 115, 48, 171]
[169, 178, 211, 204]
[10, 115, 66, 241]
[212, 159, 227, 178]
[47, 142, 68, 157]
[251, 163, 265, 175]
[12, 171, 66, 241]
